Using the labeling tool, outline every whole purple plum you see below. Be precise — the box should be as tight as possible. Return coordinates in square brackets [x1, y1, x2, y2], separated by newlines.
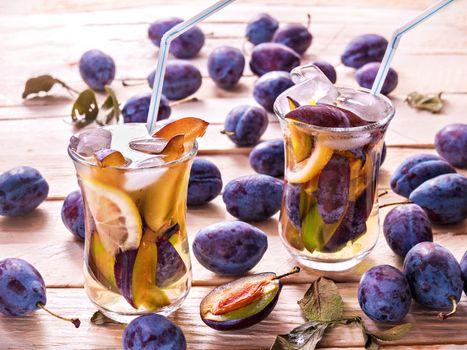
[249, 139, 284, 177]
[311, 60, 337, 84]
[341, 34, 388, 68]
[79, 49, 115, 91]
[435, 123, 467, 169]
[460, 251, 467, 295]
[208, 46, 245, 89]
[253, 71, 294, 112]
[246, 13, 279, 45]
[272, 23, 312, 55]
[187, 158, 223, 206]
[223, 105, 269, 146]
[250, 43, 300, 76]
[122, 93, 171, 123]
[356, 62, 398, 95]
[61, 190, 85, 241]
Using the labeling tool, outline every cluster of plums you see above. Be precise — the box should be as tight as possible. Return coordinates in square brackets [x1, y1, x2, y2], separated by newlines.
[358, 242, 466, 323]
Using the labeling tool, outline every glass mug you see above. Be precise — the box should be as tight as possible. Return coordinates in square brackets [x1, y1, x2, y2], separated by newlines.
[274, 65, 395, 271]
[69, 123, 194, 322]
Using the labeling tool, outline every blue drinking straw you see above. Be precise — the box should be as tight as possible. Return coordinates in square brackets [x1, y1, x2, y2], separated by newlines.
[146, 0, 237, 133]
[371, 0, 455, 96]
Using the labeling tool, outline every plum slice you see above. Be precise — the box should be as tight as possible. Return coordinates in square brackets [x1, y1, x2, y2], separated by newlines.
[88, 232, 118, 292]
[156, 224, 187, 288]
[200, 268, 300, 331]
[317, 154, 350, 224]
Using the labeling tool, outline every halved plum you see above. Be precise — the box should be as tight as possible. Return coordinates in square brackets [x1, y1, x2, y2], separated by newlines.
[200, 268, 300, 331]
[152, 117, 209, 144]
[88, 232, 118, 291]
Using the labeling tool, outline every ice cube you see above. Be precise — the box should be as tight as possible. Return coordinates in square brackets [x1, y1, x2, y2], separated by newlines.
[338, 91, 390, 122]
[134, 156, 165, 168]
[70, 128, 112, 156]
[290, 64, 339, 104]
[129, 138, 169, 154]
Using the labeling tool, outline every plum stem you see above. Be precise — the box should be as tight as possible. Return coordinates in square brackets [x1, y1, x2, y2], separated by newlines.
[437, 296, 458, 320]
[169, 97, 199, 107]
[220, 130, 235, 136]
[37, 302, 81, 328]
[379, 201, 412, 209]
[378, 190, 389, 198]
[274, 266, 301, 280]
[121, 78, 146, 87]
[306, 13, 311, 29]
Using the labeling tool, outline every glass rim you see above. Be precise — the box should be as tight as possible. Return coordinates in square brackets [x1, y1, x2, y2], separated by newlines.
[68, 130, 199, 171]
[273, 86, 395, 134]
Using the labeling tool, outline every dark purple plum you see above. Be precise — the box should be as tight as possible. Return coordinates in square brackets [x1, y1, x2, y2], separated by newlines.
[409, 173, 467, 224]
[156, 227, 186, 287]
[460, 252, 467, 295]
[284, 183, 301, 230]
[122, 93, 171, 123]
[79, 49, 115, 91]
[114, 249, 138, 307]
[193, 221, 267, 276]
[223, 105, 269, 147]
[341, 34, 388, 68]
[249, 139, 285, 177]
[0, 166, 49, 216]
[285, 104, 353, 128]
[222, 174, 283, 221]
[208, 46, 245, 89]
[188, 158, 223, 206]
[250, 43, 300, 76]
[317, 154, 350, 224]
[435, 123, 467, 169]
[148, 61, 202, 100]
[356, 62, 398, 95]
[253, 71, 294, 112]
[246, 13, 279, 45]
[61, 190, 85, 241]
[0, 258, 46, 316]
[358, 265, 411, 322]
[148, 17, 204, 59]
[123, 314, 186, 350]
[403, 242, 463, 311]
[390, 159, 456, 198]
[311, 60, 337, 84]
[200, 272, 284, 330]
[272, 23, 312, 55]
[383, 204, 433, 258]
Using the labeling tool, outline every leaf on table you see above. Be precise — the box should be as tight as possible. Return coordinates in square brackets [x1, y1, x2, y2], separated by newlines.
[90, 310, 123, 325]
[406, 91, 444, 113]
[368, 323, 412, 341]
[298, 277, 343, 322]
[97, 86, 120, 126]
[270, 321, 330, 350]
[71, 89, 99, 128]
[22, 74, 76, 99]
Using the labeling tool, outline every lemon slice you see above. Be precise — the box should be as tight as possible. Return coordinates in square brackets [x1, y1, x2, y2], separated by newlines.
[287, 140, 333, 183]
[80, 178, 142, 256]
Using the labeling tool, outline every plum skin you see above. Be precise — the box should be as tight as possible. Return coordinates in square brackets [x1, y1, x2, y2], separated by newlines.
[341, 34, 388, 68]
[192, 221, 268, 276]
[435, 123, 467, 169]
[272, 23, 313, 55]
[79, 49, 115, 91]
[208, 46, 245, 89]
[358, 265, 411, 322]
[409, 173, 467, 224]
[0, 258, 46, 316]
[356, 62, 398, 95]
[383, 204, 433, 258]
[187, 158, 223, 206]
[61, 190, 85, 241]
[311, 60, 337, 84]
[122, 93, 171, 123]
[148, 61, 202, 100]
[246, 13, 279, 45]
[460, 251, 467, 295]
[249, 139, 285, 177]
[222, 174, 283, 221]
[253, 71, 295, 112]
[0, 166, 49, 217]
[403, 242, 463, 309]
[249, 43, 301, 77]
[123, 314, 186, 350]
[223, 105, 269, 147]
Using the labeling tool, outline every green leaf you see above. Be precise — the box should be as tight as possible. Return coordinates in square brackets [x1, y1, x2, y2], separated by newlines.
[369, 323, 412, 341]
[298, 277, 343, 322]
[270, 321, 330, 350]
[90, 310, 123, 325]
[406, 91, 444, 113]
[22, 75, 76, 99]
[71, 89, 99, 128]
[97, 86, 120, 125]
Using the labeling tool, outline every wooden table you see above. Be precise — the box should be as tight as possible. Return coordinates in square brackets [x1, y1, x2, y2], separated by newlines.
[0, 1, 466, 349]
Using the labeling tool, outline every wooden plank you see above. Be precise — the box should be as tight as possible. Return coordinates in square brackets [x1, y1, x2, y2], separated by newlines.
[0, 286, 466, 349]
[1, 193, 465, 287]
